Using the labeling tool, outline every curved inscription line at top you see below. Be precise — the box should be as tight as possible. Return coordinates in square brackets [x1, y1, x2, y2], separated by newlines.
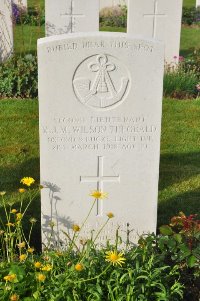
[73, 53, 130, 110]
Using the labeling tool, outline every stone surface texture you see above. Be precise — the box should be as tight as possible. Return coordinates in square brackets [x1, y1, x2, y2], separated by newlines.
[0, 0, 13, 62]
[100, 0, 127, 9]
[38, 32, 164, 246]
[45, 0, 99, 37]
[127, 0, 183, 64]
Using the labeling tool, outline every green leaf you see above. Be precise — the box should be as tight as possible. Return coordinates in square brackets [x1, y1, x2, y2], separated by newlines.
[187, 255, 197, 268]
[173, 233, 182, 243]
[9, 264, 26, 282]
[159, 225, 174, 236]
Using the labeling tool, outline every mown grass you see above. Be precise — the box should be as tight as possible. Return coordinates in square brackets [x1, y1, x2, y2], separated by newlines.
[0, 99, 200, 229]
[14, 23, 200, 58]
[28, 0, 195, 9]
[183, 0, 196, 7]
[180, 26, 200, 56]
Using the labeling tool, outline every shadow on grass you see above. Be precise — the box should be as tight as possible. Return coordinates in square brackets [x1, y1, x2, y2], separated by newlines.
[0, 157, 40, 192]
[180, 48, 197, 57]
[159, 151, 200, 190]
[157, 189, 200, 227]
[158, 151, 200, 226]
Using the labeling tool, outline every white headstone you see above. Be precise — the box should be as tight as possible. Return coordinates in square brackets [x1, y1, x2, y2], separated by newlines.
[100, 0, 127, 9]
[0, 0, 13, 62]
[196, 0, 200, 7]
[127, 0, 183, 64]
[13, 0, 27, 10]
[38, 32, 164, 246]
[45, 0, 99, 37]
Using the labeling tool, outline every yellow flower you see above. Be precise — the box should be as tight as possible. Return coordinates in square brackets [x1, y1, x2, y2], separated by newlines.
[20, 177, 35, 187]
[16, 213, 23, 220]
[17, 241, 26, 249]
[34, 261, 42, 268]
[19, 254, 27, 262]
[37, 273, 46, 282]
[0, 191, 6, 196]
[90, 190, 108, 199]
[105, 250, 126, 266]
[107, 212, 114, 219]
[6, 223, 15, 227]
[72, 224, 80, 232]
[3, 274, 16, 282]
[10, 294, 19, 301]
[28, 247, 34, 253]
[75, 263, 84, 271]
[11, 209, 17, 214]
[41, 264, 52, 271]
[18, 188, 26, 193]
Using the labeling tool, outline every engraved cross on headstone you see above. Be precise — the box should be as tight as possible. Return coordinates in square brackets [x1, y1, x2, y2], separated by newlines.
[143, 0, 167, 38]
[60, 0, 85, 33]
[80, 156, 120, 216]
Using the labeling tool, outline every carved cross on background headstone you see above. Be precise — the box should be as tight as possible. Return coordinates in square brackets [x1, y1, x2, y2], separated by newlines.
[143, 0, 167, 38]
[80, 156, 120, 216]
[60, 0, 85, 33]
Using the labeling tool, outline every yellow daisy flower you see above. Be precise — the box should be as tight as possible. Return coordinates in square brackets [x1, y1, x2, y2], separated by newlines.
[90, 190, 108, 199]
[18, 188, 26, 193]
[72, 224, 80, 232]
[11, 209, 17, 214]
[41, 264, 52, 272]
[6, 223, 15, 227]
[17, 241, 26, 248]
[75, 263, 84, 271]
[16, 213, 23, 220]
[3, 274, 16, 282]
[10, 294, 19, 301]
[28, 247, 35, 253]
[105, 250, 126, 267]
[20, 177, 35, 187]
[107, 212, 114, 219]
[37, 273, 46, 282]
[19, 254, 27, 262]
[34, 261, 42, 268]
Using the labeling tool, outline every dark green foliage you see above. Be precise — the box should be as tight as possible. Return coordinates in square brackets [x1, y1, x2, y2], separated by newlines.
[182, 7, 200, 25]
[100, 5, 127, 28]
[0, 55, 38, 99]
[163, 59, 199, 99]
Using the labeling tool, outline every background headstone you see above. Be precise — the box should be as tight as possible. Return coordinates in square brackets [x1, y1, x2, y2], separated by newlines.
[100, 0, 127, 9]
[196, 0, 200, 7]
[38, 32, 164, 246]
[0, 0, 13, 62]
[45, 0, 99, 37]
[127, 0, 183, 64]
[13, 0, 27, 10]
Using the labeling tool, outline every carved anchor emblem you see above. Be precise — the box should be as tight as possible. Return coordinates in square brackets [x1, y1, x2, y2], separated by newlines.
[73, 54, 130, 109]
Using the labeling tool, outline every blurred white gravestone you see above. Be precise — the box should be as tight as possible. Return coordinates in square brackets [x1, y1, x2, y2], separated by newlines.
[127, 0, 183, 64]
[100, 0, 127, 9]
[196, 0, 200, 7]
[45, 0, 99, 37]
[38, 32, 164, 246]
[13, 0, 27, 10]
[0, 0, 13, 62]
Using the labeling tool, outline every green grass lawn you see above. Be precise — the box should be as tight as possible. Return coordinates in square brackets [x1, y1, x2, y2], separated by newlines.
[183, 0, 195, 7]
[180, 26, 200, 56]
[1, 99, 200, 229]
[28, 0, 195, 9]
